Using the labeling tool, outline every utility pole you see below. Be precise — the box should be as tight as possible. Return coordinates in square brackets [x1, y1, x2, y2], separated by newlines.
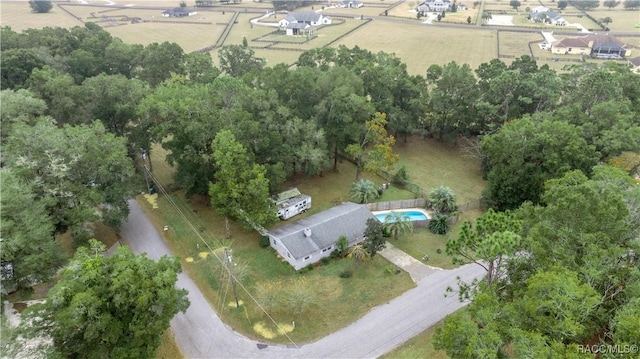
[141, 149, 152, 194]
[224, 248, 240, 308]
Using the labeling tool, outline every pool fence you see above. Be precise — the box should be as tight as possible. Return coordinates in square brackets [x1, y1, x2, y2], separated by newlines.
[365, 199, 428, 212]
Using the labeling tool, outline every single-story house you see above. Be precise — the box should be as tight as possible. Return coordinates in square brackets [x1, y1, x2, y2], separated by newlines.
[340, 0, 364, 8]
[267, 202, 375, 270]
[418, 0, 452, 12]
[530, 11, 567, 26]
[278, 11, 332, 35]
[162, 7, 198, 18]
[551, 34, 628, 58]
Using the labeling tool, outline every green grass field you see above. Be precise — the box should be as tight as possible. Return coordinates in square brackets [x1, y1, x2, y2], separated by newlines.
[380, 320, 449, 359]
[334, 20, 497, 74]
[588, 9, 640, 31]
[498, 30, 543, 57]
[107, 22, 223, 52]
[0, 2, 84, 31]
[394, 136, 486, 205]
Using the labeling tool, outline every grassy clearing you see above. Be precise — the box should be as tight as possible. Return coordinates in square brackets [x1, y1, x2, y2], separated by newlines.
[0, 2, 83, 31]
[391, 208, 483, 269]
[498, 30, 543, 57]
[334, 21, 497, 75]
[588, 9, 640, 31]
[107, 22, 222, 52]
[393, 136, 486, 205]
[380, 320, 448, 359]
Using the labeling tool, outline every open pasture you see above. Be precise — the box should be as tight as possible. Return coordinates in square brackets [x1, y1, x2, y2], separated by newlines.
[587, 9, 640, 31]
[333, 20, 497, 74]
[498, 30, 543, 57]
[107, 21, 222, 52]
[0, 1, 83, 31]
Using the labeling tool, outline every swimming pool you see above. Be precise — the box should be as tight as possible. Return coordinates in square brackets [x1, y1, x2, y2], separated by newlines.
[374, 209, 430, 223]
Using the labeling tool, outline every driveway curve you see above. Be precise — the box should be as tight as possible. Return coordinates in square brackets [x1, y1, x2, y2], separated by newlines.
[121, 200, 484, 358]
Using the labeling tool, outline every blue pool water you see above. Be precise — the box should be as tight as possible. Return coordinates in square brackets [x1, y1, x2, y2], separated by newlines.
[375, 210, 429, 223]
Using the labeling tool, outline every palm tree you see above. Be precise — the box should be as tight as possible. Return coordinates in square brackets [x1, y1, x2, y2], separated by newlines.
[348, 243, 369, 269]
[350, 179, 379, 204]
[384, 211, 414, 240]
[428, 186, 457, 213]
[428, 213, 450, 235]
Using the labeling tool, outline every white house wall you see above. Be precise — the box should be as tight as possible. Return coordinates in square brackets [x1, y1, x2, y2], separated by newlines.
[269, 235, 365, 270]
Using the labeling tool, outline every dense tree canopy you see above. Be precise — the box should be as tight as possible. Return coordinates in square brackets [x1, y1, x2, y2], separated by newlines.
[209, 130, 275, 237]
[481, 115, 599, 210]
[3, 118, 135, 242]
[0, 170, 67, 290]
[22, 240, 189, 358]
[436, 166, 640, 357]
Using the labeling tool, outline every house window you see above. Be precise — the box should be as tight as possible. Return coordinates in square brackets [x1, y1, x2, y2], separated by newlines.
[322, 246, 332, 253]
[273, 239, 278, 245]
[568, 48, 572, 52]
[304, 255, 311, 261]
[287, 252, 291, 258]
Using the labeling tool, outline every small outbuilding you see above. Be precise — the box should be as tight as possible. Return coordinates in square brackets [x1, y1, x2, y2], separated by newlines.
[267, 202, 375, 270]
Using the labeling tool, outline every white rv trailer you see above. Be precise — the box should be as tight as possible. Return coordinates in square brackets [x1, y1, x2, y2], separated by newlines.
[274, 188, 312, 220]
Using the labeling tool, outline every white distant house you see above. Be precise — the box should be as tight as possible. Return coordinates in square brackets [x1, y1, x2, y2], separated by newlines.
[278, 11, 332, 35]
[418, 0, 452, 12]
[267, 202, 375, 270]
[530, 11, 567, 26]
[530, 6, 549, 13]
[162, 7, 198, 17]
[339, 0, 364, 8]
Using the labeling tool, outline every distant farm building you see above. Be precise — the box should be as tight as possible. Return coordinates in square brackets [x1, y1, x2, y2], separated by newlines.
[278, 11, 332, 36]
[551, 34, 629, 58]
[162, 7, 198, 17]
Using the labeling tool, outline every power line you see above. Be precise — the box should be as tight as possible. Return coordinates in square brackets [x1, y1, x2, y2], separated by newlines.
[142, 165, 299, 348]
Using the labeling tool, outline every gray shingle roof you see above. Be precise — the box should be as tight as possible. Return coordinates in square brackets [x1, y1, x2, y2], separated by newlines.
[268, 202, 375, 260]
[286, 11, 321, 23]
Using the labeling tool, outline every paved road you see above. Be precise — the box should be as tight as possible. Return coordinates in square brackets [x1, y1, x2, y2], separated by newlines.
[121, 200, 484, 358]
